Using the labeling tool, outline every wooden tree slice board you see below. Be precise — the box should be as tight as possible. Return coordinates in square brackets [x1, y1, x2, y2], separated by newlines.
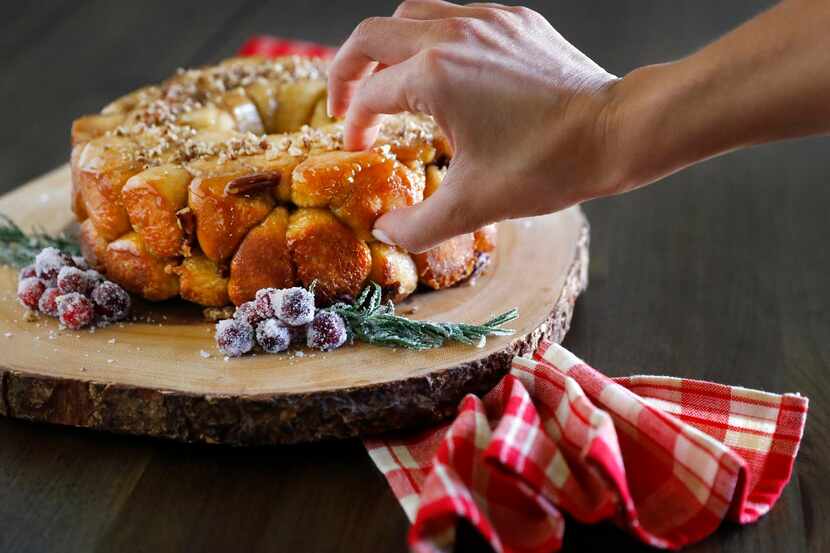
[0, 164, 589, 445]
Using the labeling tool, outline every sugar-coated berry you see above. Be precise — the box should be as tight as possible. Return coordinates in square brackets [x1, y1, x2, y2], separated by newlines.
[306, 311, 348, 351]
[255, 319, 291, 353]
[85, 269, 104, 283]
[35, 247, 73, 283]
[90, 281, 131, 322]
[57, 292, 94, 330]
[275, 287, 315, 326]
[72, 256, 90, 270]
[215, 319, 254, 357]
[17, 277, 46, 310]
[38, 287, 61, 317]
[254, 288, 281, 320]
[234, 300, 262, 327]
[57, 266, 96, 295]
[19, 264, 36, 280]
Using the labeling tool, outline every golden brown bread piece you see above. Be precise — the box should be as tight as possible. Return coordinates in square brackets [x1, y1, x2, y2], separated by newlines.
[286, 208, 371, 302]
[79, 219, 108, 269]
[228, 207, 294, 305]
[412, 234, 477, 290]
[292, 150, 424, 240]
[272, 80, 328, 133]
[103, 232, 179, 301]
[70, 145, 88, 221]
[122, 164, 191, 258]
[368, 243, 418, 302]
[174, 254, 230, 307]
[220, 88, 265, 135]
[69, 56, 492, 307]
[424, 164, 445, 199]
[187, 171, 274, 262]
[74, 136, 143, 241]
[71, 113, 125, 146]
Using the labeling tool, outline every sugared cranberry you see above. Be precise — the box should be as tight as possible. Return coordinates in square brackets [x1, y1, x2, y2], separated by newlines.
[72, 255, 90, 270]
[275, 287, 315, 326]
[85, 269, 104, 283]
[90, 281, 131, 322]
[215, 319, 254, 357]
[57, 266, 96, 295]
[255, 319, 291, 353]
[254, 288, 281, 320]
[35, 247, 73, 283]
[19, 264, 36, 280]
[306, 311, 348, 351]
[234, 301, 263, 327]
[38, 287, 61, 317]
[17, 277, 46, 310]
[57, 292, 94, 330]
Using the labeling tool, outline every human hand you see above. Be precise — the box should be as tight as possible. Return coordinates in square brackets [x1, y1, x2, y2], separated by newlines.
[327, 0, 622, 252]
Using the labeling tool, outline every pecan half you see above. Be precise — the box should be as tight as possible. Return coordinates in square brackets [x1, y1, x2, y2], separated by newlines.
[225, 172, 281, 196]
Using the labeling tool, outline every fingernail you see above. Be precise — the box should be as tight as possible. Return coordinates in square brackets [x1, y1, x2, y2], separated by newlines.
[326, 98, 334, 119]
[372, 228, 396, 246]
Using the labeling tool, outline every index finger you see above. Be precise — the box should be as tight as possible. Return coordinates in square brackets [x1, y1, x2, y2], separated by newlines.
[327, 17, 436, 118]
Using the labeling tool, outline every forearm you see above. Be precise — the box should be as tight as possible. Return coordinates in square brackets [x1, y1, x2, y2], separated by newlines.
[609, 0, 830, 192]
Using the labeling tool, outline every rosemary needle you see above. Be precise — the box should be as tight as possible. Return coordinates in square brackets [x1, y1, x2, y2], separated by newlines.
[326, 282, 519, 350]
[0, 214, 80, 268]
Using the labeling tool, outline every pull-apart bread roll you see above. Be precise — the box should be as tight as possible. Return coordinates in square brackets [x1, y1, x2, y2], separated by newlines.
[70, 56, 495, 306]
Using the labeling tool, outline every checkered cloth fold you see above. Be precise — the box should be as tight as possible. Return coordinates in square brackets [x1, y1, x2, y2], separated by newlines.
[237, 37, 808, 553]
[365, 341, 808, 553]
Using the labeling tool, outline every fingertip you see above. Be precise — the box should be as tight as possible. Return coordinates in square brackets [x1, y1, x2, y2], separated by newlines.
[326, 95, 334, 119]
[344, 121, 381, 151]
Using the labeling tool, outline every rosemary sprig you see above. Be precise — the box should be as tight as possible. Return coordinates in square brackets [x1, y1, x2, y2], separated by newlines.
[326, 282, 519, 350]
[0, 213, 80, 268]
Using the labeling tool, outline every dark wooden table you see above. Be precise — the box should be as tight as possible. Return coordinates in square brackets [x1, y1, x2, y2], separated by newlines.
[1, 1, 827, 552]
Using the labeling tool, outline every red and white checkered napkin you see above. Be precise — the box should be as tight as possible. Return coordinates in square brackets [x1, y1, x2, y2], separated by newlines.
[365, 341, 808, 553]
[238, 35, 337, 59]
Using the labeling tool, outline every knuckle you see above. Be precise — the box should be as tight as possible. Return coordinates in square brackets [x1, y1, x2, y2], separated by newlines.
[442, 16, 472, 37]
[353, 16, 383, 40]
[417, 48, 451, 97]
[480, 7, 514, 26]
[419, 46, 448, 69]
[507, 5, 538, 21]
[442, 16, 490, 42]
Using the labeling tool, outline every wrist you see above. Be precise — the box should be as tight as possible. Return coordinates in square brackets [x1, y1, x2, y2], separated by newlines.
[600, 61, 701, 196]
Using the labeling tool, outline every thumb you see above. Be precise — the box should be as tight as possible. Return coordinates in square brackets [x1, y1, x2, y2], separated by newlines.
[372, 163, 486, 253]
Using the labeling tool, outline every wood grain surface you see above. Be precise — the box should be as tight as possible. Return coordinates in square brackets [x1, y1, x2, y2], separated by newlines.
[0, 1, 827, 552]
[0, 166, 588, 444]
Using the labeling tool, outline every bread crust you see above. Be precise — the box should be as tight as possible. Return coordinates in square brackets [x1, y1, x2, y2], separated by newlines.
[228, 207, 294, 305]
[174, 254, 230, 307]
[286, 208, 371, 302]
[368, 243, 418, 302]
[187, 173, 274, 263]
[103, 232, 179, 301]
[413, 234, 477, 290]
[122, 164, 191, 258]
